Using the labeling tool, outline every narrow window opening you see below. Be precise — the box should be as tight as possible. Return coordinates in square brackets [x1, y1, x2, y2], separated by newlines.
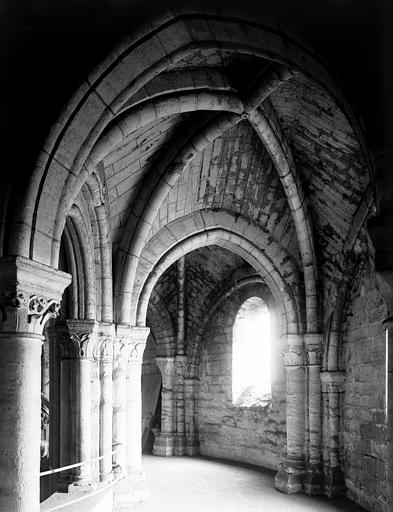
[232, 296, 272, 407]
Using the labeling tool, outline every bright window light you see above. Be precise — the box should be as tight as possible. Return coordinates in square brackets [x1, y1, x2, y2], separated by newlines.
[232, 297, 271, 407]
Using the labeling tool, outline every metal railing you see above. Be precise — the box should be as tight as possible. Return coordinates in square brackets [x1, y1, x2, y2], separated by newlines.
[40, 447, 121, 477]
[40, 447, 124, 511]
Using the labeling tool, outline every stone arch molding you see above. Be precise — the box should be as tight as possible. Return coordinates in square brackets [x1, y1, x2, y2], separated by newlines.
[6, 12, 369, 267]
[125, 210, 304, 336]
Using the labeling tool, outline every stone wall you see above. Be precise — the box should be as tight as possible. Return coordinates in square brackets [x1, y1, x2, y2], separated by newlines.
[197, 286, 286, 470]
[341, 263, 388, 512]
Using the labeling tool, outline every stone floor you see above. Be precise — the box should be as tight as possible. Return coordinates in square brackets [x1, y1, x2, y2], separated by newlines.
[118, 455, 365, 512]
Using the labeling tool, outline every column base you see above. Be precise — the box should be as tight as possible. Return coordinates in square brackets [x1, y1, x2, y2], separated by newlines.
[303, 464, 323, 495]
[275, 462, 305, 494]
[173, 435, 186, 456]
[323, 465, 346, 497]
[113, 468, 149, 506]
[153, 434, 175, 456]
[186, 436, 199, 456]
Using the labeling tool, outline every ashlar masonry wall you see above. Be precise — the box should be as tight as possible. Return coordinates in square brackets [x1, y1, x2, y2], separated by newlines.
[341, 263, 388, 512]
[197, 287, 286, 470]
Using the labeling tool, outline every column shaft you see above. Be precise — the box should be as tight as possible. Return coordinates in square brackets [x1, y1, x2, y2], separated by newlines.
[286, 366, 305, 460]
[100, 358, 113, 481]
[0, 334, 43, 512]
[75, 357, 92, 483]
[113, 338, 127, 473]
[320, 371, 345, 497]
[174, 356, 186, 455]
[184, 377, 199, 455]
[304, 335, 323, 495]
[59, 358, 75, 489]
[126, 360, 143, 469]
[153, 357, 176, 456]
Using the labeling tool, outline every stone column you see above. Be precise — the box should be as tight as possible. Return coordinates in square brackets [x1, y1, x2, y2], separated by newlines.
[275, 334, 306, 494]
[174, 355, 187, 455]
[41, 339, 50, 398]
[173, 257, 187, 455]
[125, 327, 149, 470]
[0, 256, 71, 512]
[113, 325, 150, 506]
[47, 323, 68, 494]
[112, 324, 129, 475]
[58, 331, 77, 491]
[66, 319, 98, 491]
[125, 326, 150, 501]
[383, 318, 393, 509]
[320, 371, 345, 497]
[304, 334, 323, 495]
[96, 324, 114, 483]
[153, 356, 176, 456]
[184, 364, 199, 455]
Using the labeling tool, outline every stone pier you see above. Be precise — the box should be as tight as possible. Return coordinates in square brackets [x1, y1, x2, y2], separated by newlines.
[275, 334, 306, 494]
[0, 256, 71, 512]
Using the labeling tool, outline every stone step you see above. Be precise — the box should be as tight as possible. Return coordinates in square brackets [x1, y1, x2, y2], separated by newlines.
[40, 486, 113, 512]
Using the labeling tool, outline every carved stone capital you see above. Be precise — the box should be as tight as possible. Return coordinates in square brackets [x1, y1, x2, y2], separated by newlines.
[114, 324, 149, 364]
[66, 319, 98, 359]
[304, 333, 323, 366]
[95, 323, 115, 362]
[320, 371, 346, 393]
[96, 338, 114, 362]
[128, 326, 149, 363]
[0, 256, 71, 335]
[281, 334, 306, 367]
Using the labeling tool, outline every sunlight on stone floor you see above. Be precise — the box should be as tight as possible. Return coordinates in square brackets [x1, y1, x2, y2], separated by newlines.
[117, 455, 365, 512]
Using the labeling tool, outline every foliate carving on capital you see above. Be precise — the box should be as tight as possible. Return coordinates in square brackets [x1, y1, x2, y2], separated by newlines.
[127, 341, 146, 363]
[95, 338, 114, 362]
[281, 345, 306, 367]
[113, 337, 127, 361]
[306, 344, 323, 366]
[29, 295, 61, 324]
[68, 330, 97, 359]
[0, 291, 61, 330]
